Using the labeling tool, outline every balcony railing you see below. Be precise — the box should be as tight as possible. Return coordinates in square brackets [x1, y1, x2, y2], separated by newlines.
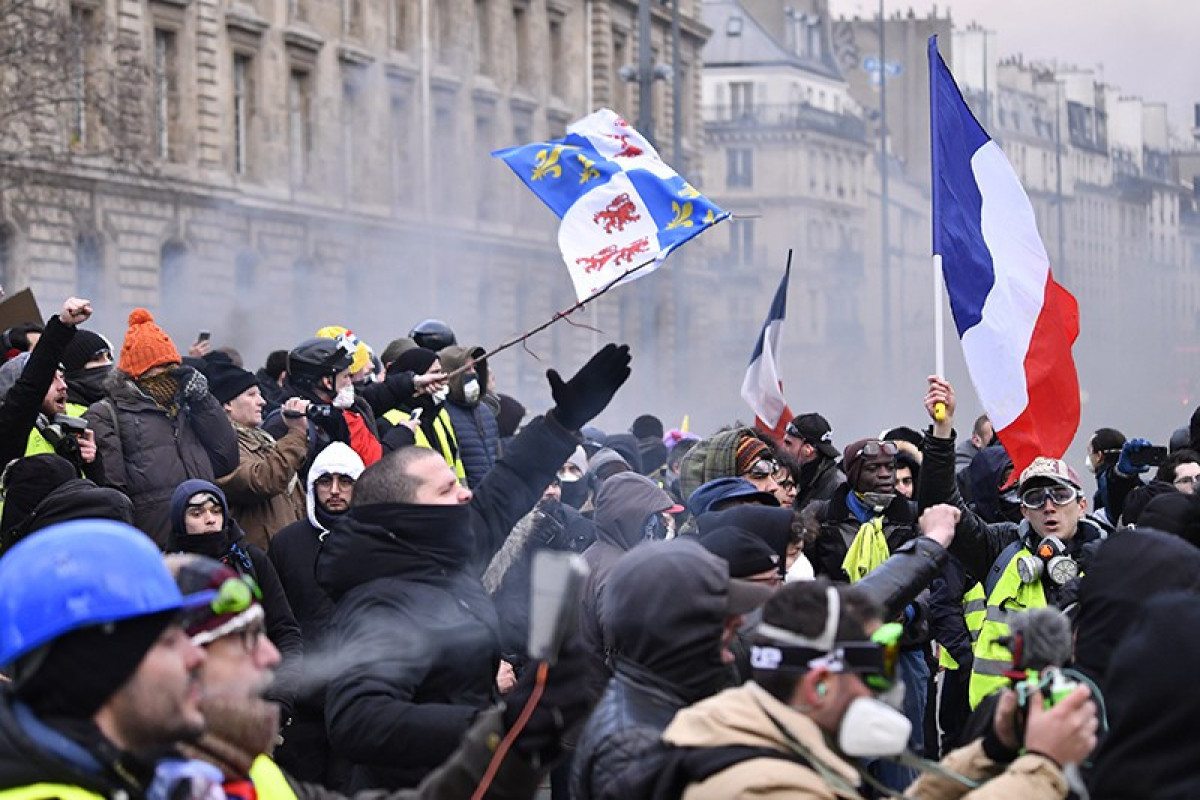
[704, 103, 867, 141]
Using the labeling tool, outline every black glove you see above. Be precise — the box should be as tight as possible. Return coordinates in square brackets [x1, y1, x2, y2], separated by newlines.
[502, 636, 592, 762]
[172, 366, 210, 403]
[546, 344, 631, 431]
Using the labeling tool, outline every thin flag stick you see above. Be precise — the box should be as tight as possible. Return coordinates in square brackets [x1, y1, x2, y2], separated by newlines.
[934, 254, 946, 380]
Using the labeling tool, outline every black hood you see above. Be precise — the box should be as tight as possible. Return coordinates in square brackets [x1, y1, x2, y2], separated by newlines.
[1091, 590, 1200, 798]
[2, 478, 134, 553]
[967, 444, 1015, 523]
[603, 539, 732, 703]
[593, 472, 676, 551]
[604, 433, 645, 475]
[1073, 530, 1200, 689]
[316, 502, 473, 601]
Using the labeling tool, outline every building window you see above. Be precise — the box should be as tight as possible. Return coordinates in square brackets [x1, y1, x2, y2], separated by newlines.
[68, 6, 97, 148]
[160, 240, 188, 302]
[232, 54, 254, 176]
[548, 16, 565, 97]
[288, 0, 306, 23]
[76, 234, 103, 301]
[342, 0, 363, 39]
[513, 4, 530, 88]
[390, 92, 414, 207]
[152, 29, 180, 162]
[732, 219, 754, 266]
[434, 104, 455, 212]
[432, 0, 452, 64]
[289, 69, 313, 187]
[475, 113, 494, 220]
[612, 32, 627, 110]
[726, 148, 752, 188]
[389, 0, 411, 50]
[475, 0, 490, 74]
[730, 81, 753, 120]
[0, 225, 14, 290]
[342, 77, 360, 195]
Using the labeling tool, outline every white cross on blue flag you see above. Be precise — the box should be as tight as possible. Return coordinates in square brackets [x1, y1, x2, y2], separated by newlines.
[493, 109, 729, 301]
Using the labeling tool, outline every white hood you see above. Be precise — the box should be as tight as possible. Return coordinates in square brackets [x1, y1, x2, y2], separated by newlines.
[306, 442, 366, 532]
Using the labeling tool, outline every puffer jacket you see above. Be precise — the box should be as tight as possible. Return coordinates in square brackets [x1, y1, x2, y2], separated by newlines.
[804, 484, 918, 582]
[795, 455, 845, 510]
[84, 368, 239, 546]
[662, 682, 1069, 800]
[216, 422, 307, 549]
[439, 345, 499, 489]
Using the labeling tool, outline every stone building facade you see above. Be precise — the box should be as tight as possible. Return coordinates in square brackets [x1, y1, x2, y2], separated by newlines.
[0, 0, 735, 428]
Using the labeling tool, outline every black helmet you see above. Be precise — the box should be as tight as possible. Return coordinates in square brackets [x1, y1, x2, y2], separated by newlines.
[287, 337, 355, 388]
[408, 319, 456, 352]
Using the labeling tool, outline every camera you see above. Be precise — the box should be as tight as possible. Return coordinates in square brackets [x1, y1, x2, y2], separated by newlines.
[281, 403, 335, 420]
[1127, 445, 1167, 468]
[37, 414, 89, 467]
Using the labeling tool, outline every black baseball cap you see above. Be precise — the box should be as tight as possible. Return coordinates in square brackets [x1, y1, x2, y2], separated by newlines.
[786, 413, 839, 459]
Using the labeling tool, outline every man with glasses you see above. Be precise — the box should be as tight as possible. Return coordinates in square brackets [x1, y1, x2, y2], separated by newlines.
[920, 377, 1106, 708]
[780, 413, 845, 509]
[660, 568, 1096, 800]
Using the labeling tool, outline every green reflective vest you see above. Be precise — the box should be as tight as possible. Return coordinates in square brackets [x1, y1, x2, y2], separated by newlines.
[381, 407, 467, 482]
[937, 580, 987, 671]
[967, 549, 1047, 708]
[248, 754, 298, 800]
[23, 403, 89, 458]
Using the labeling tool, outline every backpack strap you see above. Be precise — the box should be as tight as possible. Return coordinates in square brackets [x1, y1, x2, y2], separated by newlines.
[982, 538, 1027, 600]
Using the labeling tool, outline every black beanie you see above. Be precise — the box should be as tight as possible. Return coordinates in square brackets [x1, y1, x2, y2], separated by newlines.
[0, 454, 79, 538]
[1138, 492, 1200, 547]
[390, 347, 438, 376]
[204, 360, 258, 405]
[15, 611, 176, 719]
[631, 414, 664, 440]
[699, 526, 781, 578]
[495, 393, 526, 439]
[60, 329, 112, 375]
[1122, 481, 1178, 526]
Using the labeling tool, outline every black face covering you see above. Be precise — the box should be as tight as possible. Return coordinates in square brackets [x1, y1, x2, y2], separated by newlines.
[166, 528, 227, 559]
[65, 365, 111, 406]
[315, 502, 348, 534]
[559, 478, 588, 509]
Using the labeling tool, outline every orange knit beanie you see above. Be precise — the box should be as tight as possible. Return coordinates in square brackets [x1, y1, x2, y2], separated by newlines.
[118, 308, 181, 377]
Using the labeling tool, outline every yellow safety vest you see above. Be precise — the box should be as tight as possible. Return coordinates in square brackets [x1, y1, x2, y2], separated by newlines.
[248, 754, 298, 800]
[967, 549, 1047, 708]
[0, 783, 104, 800]
[382, 407, 467, 482]
[23, 404, 89, 458]
[937, 581, 987, 671]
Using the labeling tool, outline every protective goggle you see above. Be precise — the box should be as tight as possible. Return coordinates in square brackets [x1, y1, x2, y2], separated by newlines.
[745, 458, 781, 479]
[210, 574, 262, 616]
[854, 441, 898, 459]
[1019, 485, 1080, 509]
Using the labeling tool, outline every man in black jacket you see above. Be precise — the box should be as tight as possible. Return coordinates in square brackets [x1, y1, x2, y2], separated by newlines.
[317, 344, 631, 790]
[780, 413, 845, 509]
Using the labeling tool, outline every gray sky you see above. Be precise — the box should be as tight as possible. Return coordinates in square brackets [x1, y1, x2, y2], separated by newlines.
[831, 0, 1200, 132]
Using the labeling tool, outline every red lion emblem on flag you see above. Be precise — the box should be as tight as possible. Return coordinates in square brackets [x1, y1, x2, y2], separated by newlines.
[606, 134, 643, 159]
[575, 237, 651, 273]
[592, 193, 641, 234]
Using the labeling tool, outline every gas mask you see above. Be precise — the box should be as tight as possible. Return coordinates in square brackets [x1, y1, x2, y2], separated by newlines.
[859, 492, 896, 514]
[462, 376, 480, 405]
[332, 384, 356, 409]
[1016, 535, 1080, 586]
[837, 696, 913, 758]
[642, 510, 676, 541]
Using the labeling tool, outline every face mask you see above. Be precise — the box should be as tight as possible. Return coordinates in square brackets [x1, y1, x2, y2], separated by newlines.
[332, 384, 356, 409]
[860, 492, 896, 513]
[559, 477, 588, 509]
[66, 365, 111, 405]
[836, 696, 913, 758]
[431, 385, 450, 405]
[462, 377, 480, 405]
[1084, 457, 1097, 475]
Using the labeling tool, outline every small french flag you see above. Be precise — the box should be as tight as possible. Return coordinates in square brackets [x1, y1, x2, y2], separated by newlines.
[741, 264, 793, 440]
[929, 36, 1080, 477]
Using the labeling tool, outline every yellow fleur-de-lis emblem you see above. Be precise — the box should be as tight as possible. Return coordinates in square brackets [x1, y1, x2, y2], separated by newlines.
[678, 182, 700, 199]
[667, 201, 694, 230]
[578, 154, 601, 184]
[531, 145, 564, 181]
[703, 209, 716, 225]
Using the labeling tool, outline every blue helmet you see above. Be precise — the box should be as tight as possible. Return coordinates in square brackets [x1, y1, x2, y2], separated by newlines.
[0, 519, 215, 666]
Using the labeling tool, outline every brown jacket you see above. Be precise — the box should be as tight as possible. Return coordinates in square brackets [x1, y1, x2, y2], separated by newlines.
[217, 423, 306, 550]
[662, 683, 1067, 800]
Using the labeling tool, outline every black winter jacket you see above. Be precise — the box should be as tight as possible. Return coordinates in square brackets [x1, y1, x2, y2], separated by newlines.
[0, 317, 75, 468]
[84, 369, 239, 546]
[804, 484, 918, 581]
[262, 378, 379, 481]
[794, 454, 845, 510]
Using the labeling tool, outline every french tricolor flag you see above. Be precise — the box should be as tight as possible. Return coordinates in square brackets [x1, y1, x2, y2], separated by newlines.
[741, 263, 793, 439]
[929, 37, 1080, 477]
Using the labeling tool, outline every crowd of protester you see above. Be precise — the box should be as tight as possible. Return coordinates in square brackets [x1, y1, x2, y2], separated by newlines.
[0, 294, 1197, 799]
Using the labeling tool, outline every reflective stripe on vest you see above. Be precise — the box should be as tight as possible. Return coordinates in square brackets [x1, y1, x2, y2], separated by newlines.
[381, 408, 467, 481]
[968, 549, 1047, 709]
[939, 582, 988, 670]
[0, 783, 105, 800]
[248, 755, 298, 800]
